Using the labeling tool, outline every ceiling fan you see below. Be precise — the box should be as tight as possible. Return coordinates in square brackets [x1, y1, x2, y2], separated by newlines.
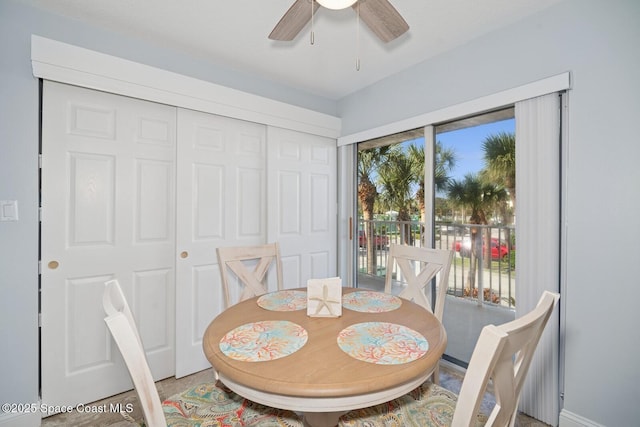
[269, 0, 409, 43]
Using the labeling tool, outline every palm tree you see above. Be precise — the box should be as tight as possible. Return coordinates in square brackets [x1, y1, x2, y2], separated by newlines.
[377, 146, 415, 244]
[447, 173, 507, 287]
[482, 132, 515, 224]
[408, 141, 456, 244]
[435, 142, 457, 192]
[357, 147, 388, 275]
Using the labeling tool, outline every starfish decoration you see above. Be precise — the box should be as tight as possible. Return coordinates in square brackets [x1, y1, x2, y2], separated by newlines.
[309, 284, 341, 316]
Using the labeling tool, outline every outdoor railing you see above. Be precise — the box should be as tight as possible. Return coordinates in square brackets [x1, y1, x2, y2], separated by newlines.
[357, 220, 516, 308]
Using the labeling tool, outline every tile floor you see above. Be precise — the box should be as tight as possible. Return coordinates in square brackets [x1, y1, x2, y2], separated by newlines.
[41, 364, 549, 426]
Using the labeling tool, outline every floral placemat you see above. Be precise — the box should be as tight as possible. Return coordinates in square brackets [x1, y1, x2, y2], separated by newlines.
[257, 290, 308, 311]
[337, 322, 428, 365]
[342, 291, 402, 312]
[219, 320, 308, 362]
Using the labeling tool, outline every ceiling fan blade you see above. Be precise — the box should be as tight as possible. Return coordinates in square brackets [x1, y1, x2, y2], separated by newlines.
[353, 0, 409, 43]
[269, 0, 320, 41]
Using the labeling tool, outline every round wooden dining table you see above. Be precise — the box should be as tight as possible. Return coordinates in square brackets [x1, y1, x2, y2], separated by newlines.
[202, 287, 447, 427]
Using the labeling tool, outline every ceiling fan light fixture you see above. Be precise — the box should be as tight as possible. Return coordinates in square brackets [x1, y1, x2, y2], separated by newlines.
[316, 0, 357, 10]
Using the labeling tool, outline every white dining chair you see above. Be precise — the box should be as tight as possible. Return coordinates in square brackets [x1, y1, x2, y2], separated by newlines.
[103, 279, 302, 427]
[384, 243, 454, 383]
[216, 242, 284, 308]
[339, 291, 560, 427]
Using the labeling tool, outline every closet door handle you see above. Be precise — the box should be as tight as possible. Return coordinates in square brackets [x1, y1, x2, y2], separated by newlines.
[180, 251, 189, 259]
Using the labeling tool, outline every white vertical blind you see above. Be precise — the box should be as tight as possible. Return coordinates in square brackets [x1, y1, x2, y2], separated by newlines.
[515, 93, 561, 425]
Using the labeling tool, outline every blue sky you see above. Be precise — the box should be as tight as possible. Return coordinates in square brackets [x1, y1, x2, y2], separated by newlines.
[367, 117, 515, 197]
[437, 118, 515, 182]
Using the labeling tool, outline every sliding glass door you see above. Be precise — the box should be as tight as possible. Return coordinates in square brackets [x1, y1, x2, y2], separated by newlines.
[433, 109, 517, 366]
[355, 128, 424, 291]
[354, 109, 518, 367]
[339, 77, 567, 423]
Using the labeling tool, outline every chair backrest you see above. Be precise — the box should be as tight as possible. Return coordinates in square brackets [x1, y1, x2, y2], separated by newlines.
[216, 242, 284, 308]
[103, 279, 143, 347]
[384, 244, 454, 321]
[452, 291, 560, 427]
[103, 280, 166, 427]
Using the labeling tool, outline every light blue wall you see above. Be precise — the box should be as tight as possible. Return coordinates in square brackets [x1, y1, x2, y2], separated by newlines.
[2, 0, 639, 425]
[0, 1, 41, 416]
[338, 0, 640, 425]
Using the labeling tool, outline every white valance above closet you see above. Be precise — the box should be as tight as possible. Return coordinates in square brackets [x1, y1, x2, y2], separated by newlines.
[30, 35, 341, 139]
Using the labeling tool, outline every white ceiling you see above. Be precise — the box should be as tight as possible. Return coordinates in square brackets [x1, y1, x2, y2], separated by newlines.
[23, 0, 564, 100]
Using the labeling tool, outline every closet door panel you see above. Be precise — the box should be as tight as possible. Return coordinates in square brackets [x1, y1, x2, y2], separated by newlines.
[267, 127, 337, 288]
[41, 81, 176, 408]
[176, 109, 266, 377]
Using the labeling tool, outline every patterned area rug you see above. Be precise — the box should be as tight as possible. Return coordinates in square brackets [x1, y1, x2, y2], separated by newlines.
[162, 382, 303, 426]
[338, 381, 488, 427]
[438, 368, 496, 415]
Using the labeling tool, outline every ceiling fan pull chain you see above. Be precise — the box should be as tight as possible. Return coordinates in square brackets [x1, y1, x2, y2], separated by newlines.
[355, 1, 361, 70]
[310, 0, 315, 45]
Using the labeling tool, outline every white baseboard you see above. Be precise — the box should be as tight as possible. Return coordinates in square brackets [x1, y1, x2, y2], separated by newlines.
[0, 411, 40, 427]
[438, 358, 467, 376]
[559, 409, 605, 427]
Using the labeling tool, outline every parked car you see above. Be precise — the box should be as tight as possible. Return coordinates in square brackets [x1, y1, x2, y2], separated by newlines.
[358, 230, 389, 248]
[453, 237, 509, 260]
[452, 237, 469, 253]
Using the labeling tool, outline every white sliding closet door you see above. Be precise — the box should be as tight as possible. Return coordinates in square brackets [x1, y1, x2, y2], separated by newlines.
[40, 82, 336, 399]
[41, 81, 176, 407]
[175, 109, 266, 377]
[267, 127, 337, 286]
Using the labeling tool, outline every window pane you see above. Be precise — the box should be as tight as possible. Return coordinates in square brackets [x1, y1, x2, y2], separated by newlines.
[436, 111, 516, 367]
[356, 129, 424, 289]
[353, 110, 517, 368]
